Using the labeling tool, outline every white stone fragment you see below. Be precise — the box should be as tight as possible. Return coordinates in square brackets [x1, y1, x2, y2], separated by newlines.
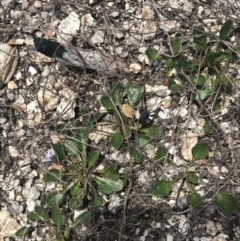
[28, 66, 37, 75]
[9, 146, 19, 157]
[146, 97, 162, 112]
[56, 100, 75, 120]
[58, 12, 80, 43]
[34, 0, 42, 8]
[37, 89, 59, 111]
[158, 109, 170, 119]
[206, 221, 217, 236]
[16, 129, 25, 138]
[7, 81, 18, 89]
[81, 13, 95, 26]
[130, 63, 142, 73]
[0, 210, 21, 237]
[91, 30, 105, 44]
[162, 96, 172, 109]
[145, 84, 171, 97]
[108, 194, 122, 214]
[181, 131, 198, 161]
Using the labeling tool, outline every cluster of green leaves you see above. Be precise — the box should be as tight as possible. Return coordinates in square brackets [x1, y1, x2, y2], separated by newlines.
[147, 19, 234, 110]
[146, 19, 238, 216]
[101, 80, 162, 163]
[152, 142, 237, 215]
[16, 112, 127, 240]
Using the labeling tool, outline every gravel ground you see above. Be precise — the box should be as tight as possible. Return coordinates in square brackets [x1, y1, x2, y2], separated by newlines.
[1, 0, 240, 240]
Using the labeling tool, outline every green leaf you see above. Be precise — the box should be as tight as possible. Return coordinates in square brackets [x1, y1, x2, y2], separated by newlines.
[127, 84, 144, 106]
[87, 150, 100, 170]
[219, 19, 233, 40]
[141, 126, 162, 140]
[89, 184, 105, 208]
[203, 121, 215, 134]
[166, 58, 175, 68]
[69, 196, 83, 210]
[70, 182, 82, 196]
[104, 164, 119, 179]
[76, 130, 88, 158]
[168, 79, 181, 93]
[188, 193, 202, 207]
[93, 176, 123, 194]
[213, 100, 221, 110]
[192, 143, 209, 161]
[64, 227, 71, 239]
[193, 26, 207, 50]
[46, 191, 65, 208]
[45, 169, 63, 182]
[192, 75, 206, 86]
[145, 48, 161, 60]
[130, 147, 143, 163]
[170, 39, 181, 55]
[51, 208, 62, 228]
[216, 191, 237, 215]
[15, 227, 30, 238]
[101, 96, 115, 110]
[124, 125, 132, 138]
[35, 206, 49, 221]
[27, 212, 37, 221]
[52, 142, 66, 159]
[112, 83, 124, 105]
[152, 179, 174, 196]
[70, 211, 91, 229]
[204, 52, 230, 64]
[65, 138, 81, 161]
[196, 88, 210, 101]
[187, 173, 198, 184]
[155, 147, 168, 162]
[139, 134, 154, 150]
[56, 124, 67, 134]
[111, 132, 124, 149]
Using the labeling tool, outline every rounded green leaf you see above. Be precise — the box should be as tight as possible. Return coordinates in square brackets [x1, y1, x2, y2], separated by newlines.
[188, 193, 202, 207]
[192, 75, 206, 86]
[45, 169, 63, 182]
[130, 147, 143, 163]
[65, 139, 81, 160]
[139, 134, 154, 150]
[15, 227, 30, 238]
[111, 132, 124, 149]
[94, 176, 123, 194]
[192, 143, 209, 161]
[87, 150, 100, 170]
[220, 19, 233, 40]
[155, 147, 168, 162]
[170, 39, 181, 55]
[124, 125, 132, 138]
[46, 191, 65, 208]
[27, 212, 37, 221]
[168, 79, 180, 93]
[69, 196, 83, 210]
[127, 84, 143, 106]
[203, 121, 215, 134]
[186, 174, 198, 184]
[216, 191, 237, 215]
[101, 96, 115, 110]
[70, 182, 82, 196]
[70, 211, 91, 229]
[52, 142, 66, 159]
[193, 26, 207, 50]
[152, 179, 174, 196]
[51, 208, 62, 228]
[145, 48, 161, 60]
[35, 206, 49, 220]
